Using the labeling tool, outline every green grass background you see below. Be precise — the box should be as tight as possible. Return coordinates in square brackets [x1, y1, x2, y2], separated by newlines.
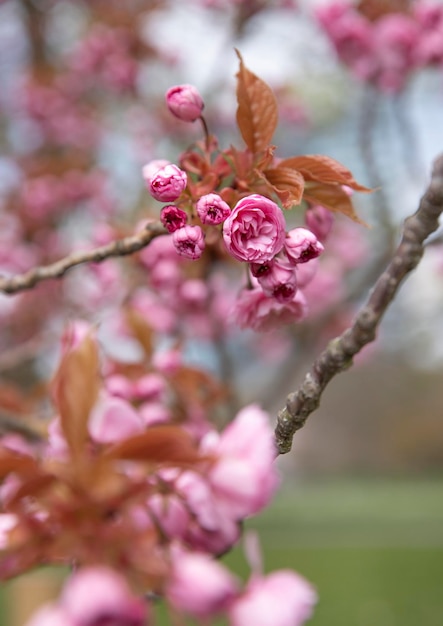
[2, 477, 443, 625]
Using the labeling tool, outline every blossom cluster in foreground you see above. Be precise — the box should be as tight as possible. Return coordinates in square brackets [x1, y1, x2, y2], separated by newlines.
[0, 326, 316, 626]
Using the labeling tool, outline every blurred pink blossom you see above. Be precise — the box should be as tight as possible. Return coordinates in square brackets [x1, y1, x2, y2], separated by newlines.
[229, 570, 317, 626]
[166, 548, 239, 617]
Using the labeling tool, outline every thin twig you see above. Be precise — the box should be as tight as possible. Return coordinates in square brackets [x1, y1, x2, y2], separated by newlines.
[0, 222, 167, 295]
[275, 154, 443, 454]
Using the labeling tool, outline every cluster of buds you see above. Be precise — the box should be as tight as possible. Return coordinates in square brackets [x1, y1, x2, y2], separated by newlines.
[317, 0, 443, 92]
[142, 82, 334, 331]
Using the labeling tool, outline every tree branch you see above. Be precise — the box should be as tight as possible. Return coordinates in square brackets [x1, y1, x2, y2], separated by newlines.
[0, 222, 167, 295]
[275, 154, 443, 454]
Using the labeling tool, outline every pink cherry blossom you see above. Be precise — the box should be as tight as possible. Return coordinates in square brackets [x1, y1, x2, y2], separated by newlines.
[172, 225, 205, 259]
[202, 404, 280, 519]
[160, 205, 188, 233]
[196, 193, 231, 225]
[88, 393, 144, 443]
[223, 194, 286, 263]
[166, 84, 204, 122]
[233, 287, 308, 331]
[284, 227, 324, 265]
[176, 470, 241, 554]
[142, 159, 171, 187]
[166, 548, 239, 617]
[256, 258, 298, 303]
[229, 570, 317, 626]
[149, 164, 188, 202]
[304, 204, 334, 241]
[60, 567, 147, 626]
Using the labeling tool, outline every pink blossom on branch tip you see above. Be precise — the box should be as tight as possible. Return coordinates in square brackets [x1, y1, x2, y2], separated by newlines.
[166, 84, 204, 122]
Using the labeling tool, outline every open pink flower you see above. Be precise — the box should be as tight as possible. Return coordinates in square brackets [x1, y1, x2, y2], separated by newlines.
[223, 194, 286, 263]
[166, 84, 204, 122]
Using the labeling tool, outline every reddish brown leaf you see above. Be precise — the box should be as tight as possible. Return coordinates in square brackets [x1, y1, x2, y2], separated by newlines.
[169, 366, 226, 409]
[125, 308, 153, 359]
[303, 182, 367, 225]
[262, 167, 305, 208]
[0, 450, 37, 480]
[52, 334, 101, 460]
[104, 425, 201, 465]
[279, 155, 372, 192]
[235, 49, 278, 155]
[7, 474, 55, 509]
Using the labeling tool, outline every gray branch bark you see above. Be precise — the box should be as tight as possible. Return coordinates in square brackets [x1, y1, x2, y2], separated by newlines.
[275, 154, 443, 454]
[0, 222, 166, 295]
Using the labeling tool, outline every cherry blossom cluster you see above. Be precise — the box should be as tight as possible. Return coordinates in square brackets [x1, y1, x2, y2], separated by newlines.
[0, 324, 317, 626]
[143, 84, 327, 332]
[317, 0, 443, 92]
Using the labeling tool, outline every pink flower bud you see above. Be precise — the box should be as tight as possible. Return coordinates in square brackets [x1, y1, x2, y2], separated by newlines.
[229, 570, 317, 626]
[223, 194, 286, 263]
[149, 164, 187, 202]
[166, 84, 204, 122]
[142, 159, 171, 187]
[196, 193, 231, 225]
[166, 549, 239, 618]
[160, 205, 188, 233]
[172, 225, 205, 260]
[256, 259, 298, 303]
[284, 228, 324, 265]
[305, 204, 334, 241]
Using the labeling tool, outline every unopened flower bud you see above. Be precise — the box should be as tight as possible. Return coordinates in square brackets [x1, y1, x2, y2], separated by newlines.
[160, 205, 188, 233]
[150, 164, 187, 202]
[256, 259, 298, 303]
[166, 84, 204, 122]
[196, 193, 231, 225]
[284, 228, 324, 265]
[305, 205, 334, 241]
[142, 159, 171, 188]
[173, 225, 205, 260]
